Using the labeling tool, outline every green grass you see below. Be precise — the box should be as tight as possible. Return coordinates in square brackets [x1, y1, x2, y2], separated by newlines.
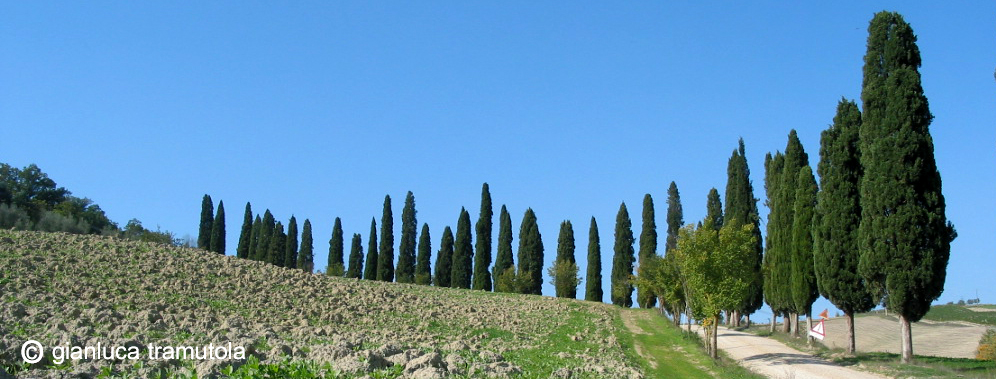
[921, 304, 996, 326]
[625, 309, 763, 379]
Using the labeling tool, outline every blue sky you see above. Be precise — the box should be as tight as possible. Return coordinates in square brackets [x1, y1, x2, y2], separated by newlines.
[2, 2, 993, 319]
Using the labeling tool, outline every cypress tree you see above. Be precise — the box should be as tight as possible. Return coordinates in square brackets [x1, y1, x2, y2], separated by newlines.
[259, 210, 275, 264]
[270, 221, 285, 267]
[434, 226, 454, 287]
[210, 201, 226, 254]
[415, 223, 432, 285]
[473, 183, 493, 291]
[814, 99, 875, 353]
[765, 130, 809, 333]
[396, 191, 417, 283]
[585, 217, 603, 302]
[611, 202, 635, 307]
[493, 205, 514, 292]
[198, 194, 214, 250]
[452, 208, 474, 289]
[705, 189, 723, 230]
[249, 215, 261, 261]
[346, 233, 364, 278]
[298, 219, 314, 273]
[762, 152, 786, 330]
[665, 182, 683, 254]
[377, 195, 395, 282]
[237, 202, 253, 259]
[364, 218, 378, 280]
[858, 11, 955, 363]
[553, 220, 577, 298]
[517, 208, 543, 295]
[637, 194, 657, 308]
[790, 165, 819, 337]
[724, 139, 765, 324]
[328, 217, 345, 276]
[285, 216, 298, 269]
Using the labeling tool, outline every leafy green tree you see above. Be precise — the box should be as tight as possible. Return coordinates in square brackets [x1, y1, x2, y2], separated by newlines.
[724, 139, 764, 325]
[237, 202, 253, 259]
[364, 218, 378, 280]
[434, 226, 454, 287]
[517, 208, 544, 295]
[346, 233, 364, 278]
[790, 166, 819, 338]
[665, 182, 683, 254]
[634, 254, 684, 325]
[285, 216, 298, 269]
[676, 221, 756, 358]
[549, 220, 578, 298]
[210, 201, 226, 254]
[705, 189, 723, 230]
[270, 221, 286, 267]
[0, 163, 70, 222]
[452, 208, 474, 289]
[249, 215, 262, 261]
[415, 223, 432, 285]
[611, 202, 635, 307]
[377, 195, 395, 282]
[198, 194, 214, 250]
[585, 217, 603, 302]
[298, 219, 314, 273]
[814, 99, 875, 353]
[473, 183, 493, 291]
[858, 11, 956, 363]
[396, 191, 417, 283]
[493, 205, 514, 292]
[328, 217, 345, 276]
[637, 194, 658, 308]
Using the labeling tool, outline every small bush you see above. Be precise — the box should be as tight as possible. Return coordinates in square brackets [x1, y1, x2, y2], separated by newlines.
[978, 328, 996, 361]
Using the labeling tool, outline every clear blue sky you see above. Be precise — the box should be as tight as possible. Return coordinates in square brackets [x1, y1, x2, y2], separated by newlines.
[2, 2, 993, 319]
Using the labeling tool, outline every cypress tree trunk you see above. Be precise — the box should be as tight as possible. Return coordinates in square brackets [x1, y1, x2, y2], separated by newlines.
[782, 312, 791, 334]
[900, 315, 913, 363]
[846, 312, 856, 354]
[770, 314, 776, 333]
[806, 311, 813, 346]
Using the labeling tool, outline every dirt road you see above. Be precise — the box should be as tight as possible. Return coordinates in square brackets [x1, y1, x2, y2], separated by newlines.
[704, 327, 888, 379]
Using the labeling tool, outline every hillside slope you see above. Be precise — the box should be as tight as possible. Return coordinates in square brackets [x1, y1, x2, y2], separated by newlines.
[0, 230, 644, 378]
[819, 313, 990, 359]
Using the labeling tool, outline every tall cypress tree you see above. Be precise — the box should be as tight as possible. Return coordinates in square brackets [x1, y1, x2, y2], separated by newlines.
[611, 202, 635, 307]
[665, 182, 683, 255]
[198, 194, 214, 250]
[377, 195, 395, 282]
[493, 205, 514, 292]
[434, 226, 454, 287]
[553, 220, 577, 298]
[364, 218, 378, 280]
[298, 219, 314, 273]
[328, 217, 345, 276]
[249, 215, 261, 261]
[517, 208, 543, 295]
[259, 210, 275, 264]
[705, 189, 723, 230]
[396, 191, 417, 283]
[237, 202, 253, 259]
[473, 183, 493, 291]
[637, 194, 657, 308]
[210, 201, 226, 254]
[765, 130, 809, 333]
[452, 208, 474, 289]
[415, 223, 432, 285]
[270, 221, 285, 267]
[858, 11, 955, 363]
[762, 152, 786, 330]
[790, 165, 819, 337]
[585, 217, 603, 302]
[346, 233, 364, 278]
[814, 99, 874, 353]
[725, 139, 764, 324]
[285, 216, 298, 269]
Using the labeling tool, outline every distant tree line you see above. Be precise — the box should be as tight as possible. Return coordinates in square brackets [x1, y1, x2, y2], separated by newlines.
[0, 162, 183, 245]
